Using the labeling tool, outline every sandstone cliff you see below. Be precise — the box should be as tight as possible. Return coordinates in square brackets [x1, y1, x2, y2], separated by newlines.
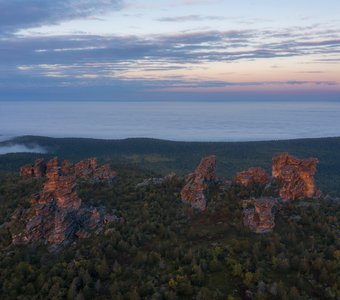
[12, 157, 119, 251]
[20, 157, 117, 181]
[272, 153, 318, 201]
[20, 159, 46, 178]
[180, 155, 216, 211]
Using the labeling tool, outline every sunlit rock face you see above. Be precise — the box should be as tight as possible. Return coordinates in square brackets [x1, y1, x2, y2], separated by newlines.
[180, 155, 216, 211]
[11, 157, 119, 251]
[272, 153, 318, 201]
[65, 157, 117, 180]
[74, 158, 97, 179]
[20, 159, 46, 178]
[243, 197, 278, 233]
[20, 157, 117, 181]
[235, 167, 270, 187]
[61, 159, 73, 176]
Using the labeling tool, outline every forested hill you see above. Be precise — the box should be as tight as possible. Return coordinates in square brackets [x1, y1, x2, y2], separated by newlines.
[1, 136, 340, 195]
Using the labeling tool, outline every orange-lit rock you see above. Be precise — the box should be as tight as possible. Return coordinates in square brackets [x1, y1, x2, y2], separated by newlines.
[41, 157, 80, 210]
[61, 159, 73, 175]
[272, 153, 318, 201]
[20, 165, 33, 178]
[243, 197, 278, 233]
[20, 159, 46, 178]
[235, 167, 270, 187]
[43, 157, 60, 193]
[74, 158, 97, 179]
[22, 156, 116, 181]
[62, 158, 117, 180]
[11, 157, 120, 251]
[180, 155, 216, 211]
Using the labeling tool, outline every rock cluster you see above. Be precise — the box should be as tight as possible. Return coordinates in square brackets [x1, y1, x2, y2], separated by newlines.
[180, 155, 216, 211]
[11, 157, 119, 251]
[243, 197, 278, 233]
[272, 153, 318, 201]
[241, 153, 319, 233]
[20, 159, 46, 178]
[72, 158, 116, 180]
[235, 167, 270, 187]
[20, 157, 117, 181]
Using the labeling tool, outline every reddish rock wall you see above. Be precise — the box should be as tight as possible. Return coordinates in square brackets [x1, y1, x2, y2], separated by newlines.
[12, 157, 119, 251]
[272, 153, 318, 201]
[180, 155, 216, 211]
[20, 159, 46, 178]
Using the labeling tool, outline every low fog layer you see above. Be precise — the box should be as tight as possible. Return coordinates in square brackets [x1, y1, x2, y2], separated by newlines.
[0, 136, 14, 142]
[0, 144, 47, 155]
[1, 101, 340, 142]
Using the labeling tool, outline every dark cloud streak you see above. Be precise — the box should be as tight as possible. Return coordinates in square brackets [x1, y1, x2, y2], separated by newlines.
[0, 0, 122, 35]
[0, 25, 339, 97]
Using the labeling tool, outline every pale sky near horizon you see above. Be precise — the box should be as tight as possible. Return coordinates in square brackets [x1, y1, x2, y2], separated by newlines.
[0, 0, 340, 101]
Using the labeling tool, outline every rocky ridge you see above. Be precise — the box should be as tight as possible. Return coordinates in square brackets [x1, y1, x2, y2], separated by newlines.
[20, 158, 46, 178]
[180, 153, 319, 233]
[9, 157, 119, 251]
[7, 152, 321, 249]
[20, 157, 117, 181]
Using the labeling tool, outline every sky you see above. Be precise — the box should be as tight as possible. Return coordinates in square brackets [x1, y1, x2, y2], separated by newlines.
[0, 0, 340, 101]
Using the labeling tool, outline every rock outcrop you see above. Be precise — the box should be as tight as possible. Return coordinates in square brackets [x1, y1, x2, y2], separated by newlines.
[20, 157, 117, 181]
[12, 157, 119, 251]
[20, 159, 46, 178]
[272, 153, 318, 201]
[243, 197, 278, 233]
[180, 155, 216, 211]
[73, 158, 97, 179]
[71, 158, 116, 180]
[235, 167, 270, 187]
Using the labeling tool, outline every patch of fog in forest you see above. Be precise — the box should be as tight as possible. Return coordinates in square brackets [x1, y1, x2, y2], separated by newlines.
[1, 100, 340, 142]
[0, 143, 47, 155]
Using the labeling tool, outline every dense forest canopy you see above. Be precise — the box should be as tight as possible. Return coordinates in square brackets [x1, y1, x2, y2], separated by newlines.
[0, 136, 339, 299]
